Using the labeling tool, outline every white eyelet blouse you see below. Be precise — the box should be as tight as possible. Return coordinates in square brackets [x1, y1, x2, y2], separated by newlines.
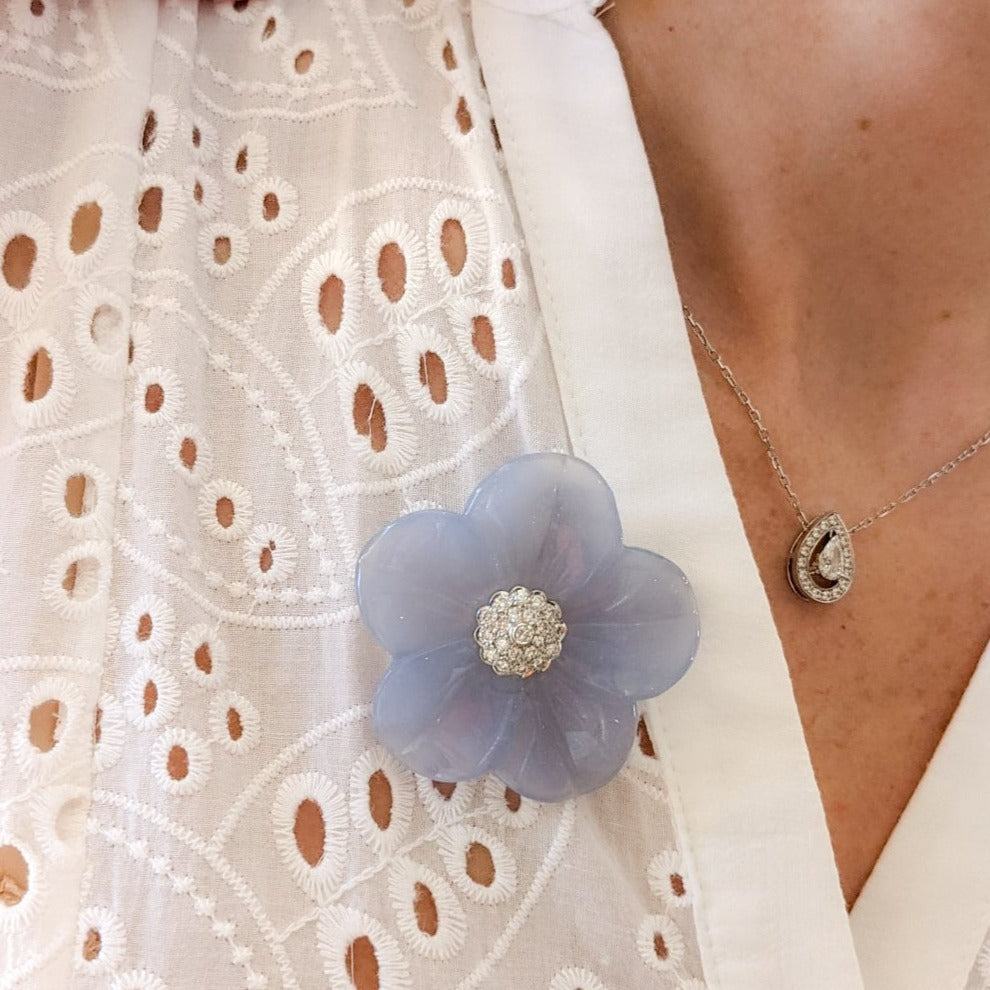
[0, 2, 987, 988]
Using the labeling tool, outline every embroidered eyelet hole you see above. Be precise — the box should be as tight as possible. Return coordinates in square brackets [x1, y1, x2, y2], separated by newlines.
[350, 748, 414, 855]
[501, 257, 516, 289]
[195, 644, 211, 674]
[28, 699, 61, 752]
[210, 689, 261, 754]
[189, 170, 220, 220]
[188, 114, 218, 164]
[377, 243, 405, 303]
[216, 498, 234, 528]
[243, 523, 297, 584]
[23, 347, 52, 401]
[471, 316, 496, 363]
[388, 858, 466, 960]
[0, 844, 28, 907]
[3, 234, 34, 289]
[214, 237, 231, 265]
[637, 715, 656, 758]
[648, 850, 692, 907]
[82, 927, 100, 960]
[353, 383, 387, 452]
[138, 187, 163, 234]
[441, 39, 456, 70]
[399, 327, 472, 423]
[180, 625, 229, 686]
[274, 773, 347, 902]
[429, 201, 488, 291]
[339, 362, 417, 473]
[44, 543, 108, 617]
[418, 352, 446, 405]
[123, 595, 175, 660]
[199, 480, 253, 541]
[251, 177, 297, 233]
[200, 224, 248, 276]
[482, 776, 539, 828]
[303, 250, 361, 358]
[452, 300, 514, 376]
[465, 842, 494, 887]
[455, 97, 472, 134]
[294, 48, 313, 73]
[125, 661, 180, 729]
[440, 827, 516, 905]
[318, 907, 411, 989]
[440, 219, 466, 277]
[168, 745, 188, 780]
[294, 799, 324, 866]
[637, 915, 685, 972]
[416, 776, 474, 825]
[135, 176, 184, 247]
[168, 424, 212, 482]
[225, 132, 268, 186]
[65, 473, 92, 518]
[369, 769, 392, 830]
[60, 554, 99, 601]
[412, 883, 437, 936]
[0, 212, 49, 320]
[366, 222, 424, 323]
[70, 202, 101, 255]
[76, 906, 126, 973]
[141, 110, 157, 154]
[142, 680, 157, 714]
[31, 1, 44, 16]
[152, 728, 213, 795]
[145, 384, 163, 413]
[262, 15, 276, 40]
[346, 936, 379, 990]
[136, 368, 184, 424]
[320, 276, 343, 333]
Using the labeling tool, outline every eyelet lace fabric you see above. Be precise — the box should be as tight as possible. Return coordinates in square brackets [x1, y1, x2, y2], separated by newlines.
[0, 2, 706, 987]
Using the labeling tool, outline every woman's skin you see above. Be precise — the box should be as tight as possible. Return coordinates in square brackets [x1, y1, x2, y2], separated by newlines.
[602, 0, 990, 908]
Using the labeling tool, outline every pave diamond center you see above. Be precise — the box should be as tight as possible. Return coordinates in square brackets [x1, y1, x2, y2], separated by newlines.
[475, 586, 567, 678]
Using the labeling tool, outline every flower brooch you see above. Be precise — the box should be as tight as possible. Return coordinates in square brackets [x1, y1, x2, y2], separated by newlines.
[356, 454, 699, 802]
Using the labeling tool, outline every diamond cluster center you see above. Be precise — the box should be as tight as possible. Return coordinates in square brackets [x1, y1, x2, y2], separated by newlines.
[474, 586, 567, 678]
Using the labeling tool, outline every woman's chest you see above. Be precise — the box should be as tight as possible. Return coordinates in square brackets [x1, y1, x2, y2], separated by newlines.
[699, 377, 990, 907]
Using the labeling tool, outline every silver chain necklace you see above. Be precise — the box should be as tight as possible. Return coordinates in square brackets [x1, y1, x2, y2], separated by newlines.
[684, 306, 990, 604]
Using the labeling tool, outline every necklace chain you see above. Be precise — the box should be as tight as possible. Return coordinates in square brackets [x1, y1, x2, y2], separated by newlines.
[683, 306, 990, 535]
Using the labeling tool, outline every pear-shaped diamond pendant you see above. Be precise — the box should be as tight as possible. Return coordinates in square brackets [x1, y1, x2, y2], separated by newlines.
[787, 513, 855, 604]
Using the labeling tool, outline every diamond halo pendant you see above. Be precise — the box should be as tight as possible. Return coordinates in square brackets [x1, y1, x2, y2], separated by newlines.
[683, 307, 990, 604]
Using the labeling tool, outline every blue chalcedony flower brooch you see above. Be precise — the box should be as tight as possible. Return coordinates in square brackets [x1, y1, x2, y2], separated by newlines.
[356, 453, 700, 802]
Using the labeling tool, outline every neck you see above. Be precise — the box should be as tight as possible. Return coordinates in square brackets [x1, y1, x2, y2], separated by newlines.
[605, 0, 990, 429]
